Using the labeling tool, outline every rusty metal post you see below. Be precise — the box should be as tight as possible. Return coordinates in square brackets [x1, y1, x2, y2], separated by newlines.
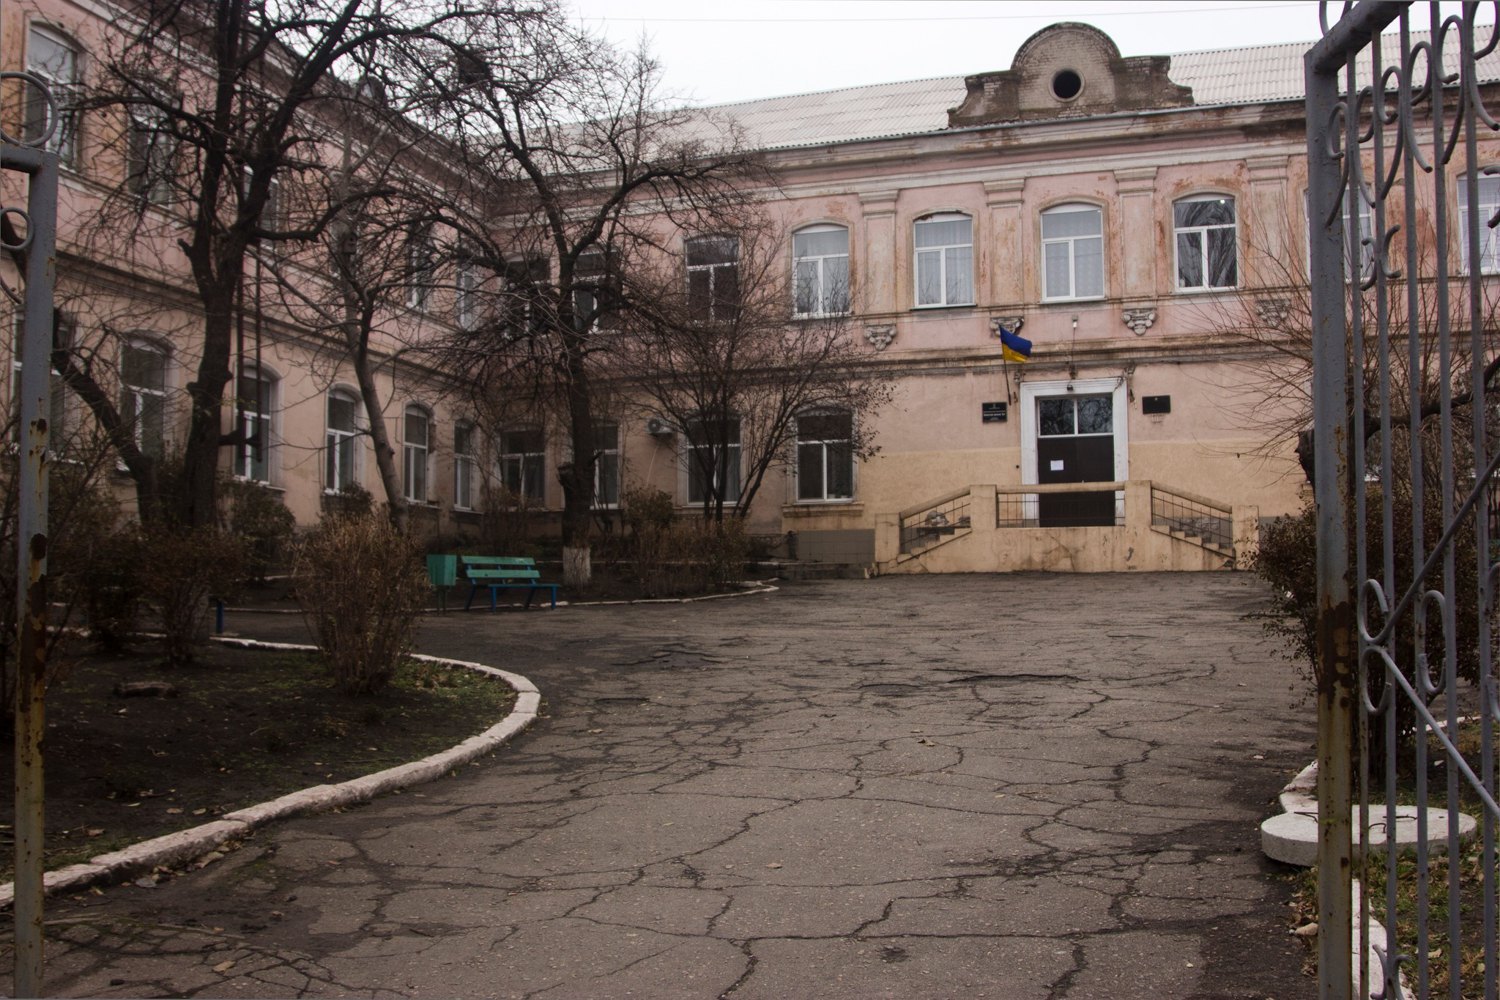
[3, 135, 59, 1000]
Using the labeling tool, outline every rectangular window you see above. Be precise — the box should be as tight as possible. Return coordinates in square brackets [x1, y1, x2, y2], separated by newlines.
[1304, 190, 1374, 283]
[326, 391, 359, 491]
[914, 214, 974, 307]
[500, 427, 545, 502]
[686, 236, 740, 323]
[797, 411, 854, 502]
[408, 226, 436, 311]
[504, 258, 550, 338]
[686, 417, 741, 504]
[127, 102, 176, 205]
[1174, 197, 1237, 290]
[793, 226, 850, 317]
[24, 26, 79, 167]
[234, 367, 273, 483]
[1041, 205, 1104, 300]
[403, 408, 430, 502]
[594, 420, 620, 507]
[121, 342, 166, 459]
[1459, 174, 1500, 275]
[455, 257, 480, 331]
[454, 422, 476, 510]
[572, 249, 616, 333]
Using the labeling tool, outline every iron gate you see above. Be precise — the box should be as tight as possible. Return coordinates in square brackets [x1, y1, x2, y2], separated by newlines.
[1308, 3, 1500, 997]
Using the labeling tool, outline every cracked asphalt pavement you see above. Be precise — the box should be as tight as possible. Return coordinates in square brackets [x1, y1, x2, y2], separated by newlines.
[10, 572, 1316, 999]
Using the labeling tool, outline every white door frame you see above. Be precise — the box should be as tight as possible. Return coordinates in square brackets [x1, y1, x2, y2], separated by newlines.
[1019, 377, 1129, 485]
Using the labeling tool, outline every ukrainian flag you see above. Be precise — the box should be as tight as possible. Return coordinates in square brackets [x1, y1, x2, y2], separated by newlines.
[998, 327, 1032, 363]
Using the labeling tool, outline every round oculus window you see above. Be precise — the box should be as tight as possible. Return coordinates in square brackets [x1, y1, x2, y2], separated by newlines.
[1051, 69, 1083, 101]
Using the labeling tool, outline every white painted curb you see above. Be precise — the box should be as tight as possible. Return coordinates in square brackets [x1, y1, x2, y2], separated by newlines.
[0, 638, 540, 910]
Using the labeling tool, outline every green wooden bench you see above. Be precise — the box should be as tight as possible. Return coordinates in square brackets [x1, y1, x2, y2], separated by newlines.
[461, 555, 559, 611]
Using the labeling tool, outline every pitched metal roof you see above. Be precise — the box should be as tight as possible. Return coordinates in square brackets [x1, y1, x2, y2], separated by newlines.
[688, 29, 1500, 152]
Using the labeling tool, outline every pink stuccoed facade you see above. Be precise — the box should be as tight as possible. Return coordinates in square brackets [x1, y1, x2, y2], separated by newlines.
[5, 11, 1495, 572]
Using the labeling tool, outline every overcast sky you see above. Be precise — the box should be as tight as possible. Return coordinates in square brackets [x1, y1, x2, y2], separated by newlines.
[566, 1, 1429, 107]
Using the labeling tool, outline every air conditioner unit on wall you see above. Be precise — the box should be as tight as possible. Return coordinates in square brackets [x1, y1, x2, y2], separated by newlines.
[646, 416, 675, 437]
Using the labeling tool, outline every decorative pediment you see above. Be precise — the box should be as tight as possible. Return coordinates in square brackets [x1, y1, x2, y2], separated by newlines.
[948, 23, 1193, 128]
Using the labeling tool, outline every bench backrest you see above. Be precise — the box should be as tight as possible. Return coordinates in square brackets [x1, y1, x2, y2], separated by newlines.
[461, 556, 536, 570]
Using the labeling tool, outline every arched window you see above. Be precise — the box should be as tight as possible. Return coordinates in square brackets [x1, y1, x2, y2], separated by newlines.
[234, 364, 277, 483]
[403, 405, 431, 502]
[793, 225, 850, 317]
[325, 389, 360, 492]
[24, 25, 79, 167]
[121, 339, 168, 459]
[1173, 195, 1237, 290]
[1041, 204, 1104, 300]
[914, 213, 973, 307]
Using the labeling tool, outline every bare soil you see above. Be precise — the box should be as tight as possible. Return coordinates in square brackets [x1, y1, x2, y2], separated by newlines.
[1, 639, 517, 883]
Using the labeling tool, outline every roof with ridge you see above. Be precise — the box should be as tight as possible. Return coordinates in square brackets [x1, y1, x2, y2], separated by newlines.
[684, 28, 1500, 151]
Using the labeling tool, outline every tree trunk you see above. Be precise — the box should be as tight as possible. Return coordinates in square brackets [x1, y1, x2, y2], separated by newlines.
[559, 335, 594, 584]
[347, 322, 407, 532]
[178, 293, 237, 528]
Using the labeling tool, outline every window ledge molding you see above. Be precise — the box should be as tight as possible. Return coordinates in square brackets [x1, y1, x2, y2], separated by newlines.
[782, 501, 864, 518]
[912, 302, 976, 312]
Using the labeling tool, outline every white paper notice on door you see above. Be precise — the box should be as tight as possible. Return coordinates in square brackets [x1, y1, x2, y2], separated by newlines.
[1049, 460, 1065, 471]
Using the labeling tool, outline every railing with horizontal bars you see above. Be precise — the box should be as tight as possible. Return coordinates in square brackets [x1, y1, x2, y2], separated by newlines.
[996, 482, 1126, 528]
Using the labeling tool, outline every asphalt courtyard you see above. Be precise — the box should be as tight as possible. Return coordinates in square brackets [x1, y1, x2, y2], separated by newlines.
[14, 572, 1316, 999]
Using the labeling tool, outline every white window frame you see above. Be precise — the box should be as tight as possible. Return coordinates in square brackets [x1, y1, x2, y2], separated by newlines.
[233, 364, 275, 484]
[325, 388, 361, 493]
[685, 416, 742, 505]
[1173, 195, 1238, 291]
[407, 225, 436, 311]
[499, 427, 545, 503]
[1304, 190, 1374, 284]
[127, 97, 176, 206]
[795, 410, 855, 503]
[403, 405, 431, 503]
[914, 213, 975, 308]
[792, 224, 851, 318]
[455, 256, 479, 331]
[453, 420, 477, 510]
[24, 24, 79, 167]
[685, 235, 740, 324]
[593, 419, 621, 508]
[120, 339, 168, 459]
[1040, 204, 1105, 301]
[1458, 172, 1500, 275]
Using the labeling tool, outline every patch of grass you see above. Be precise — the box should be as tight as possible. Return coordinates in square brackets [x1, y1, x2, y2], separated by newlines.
[0, 640, 518, 883]
[1290, 724, 1495, 997]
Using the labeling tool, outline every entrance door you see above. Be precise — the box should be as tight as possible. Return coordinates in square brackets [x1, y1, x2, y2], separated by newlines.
[1036, 394, 1116, 526]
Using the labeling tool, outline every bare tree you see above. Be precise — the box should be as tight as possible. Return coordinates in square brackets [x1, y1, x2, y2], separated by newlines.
[611, 218, 893, 524]
[409, 4, 765, 583]
[47, 0, 493, 527]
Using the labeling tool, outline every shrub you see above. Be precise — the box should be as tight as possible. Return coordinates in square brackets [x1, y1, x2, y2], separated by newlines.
[1252, 481, 1481, 766]
[220, 477, 296, 582]
[47, 468, 144, 653]
[138, 525, 247, 666]
[322, 483, 375, 521]
[295, 513, 428, 695]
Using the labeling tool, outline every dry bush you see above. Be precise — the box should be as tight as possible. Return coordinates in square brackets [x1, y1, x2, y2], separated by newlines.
[138, 525, 247, 666]
[294, 514, 428, 695]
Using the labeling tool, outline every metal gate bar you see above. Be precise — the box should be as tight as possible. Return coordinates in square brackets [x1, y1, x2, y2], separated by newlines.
[1307, 4, 1500, 998]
